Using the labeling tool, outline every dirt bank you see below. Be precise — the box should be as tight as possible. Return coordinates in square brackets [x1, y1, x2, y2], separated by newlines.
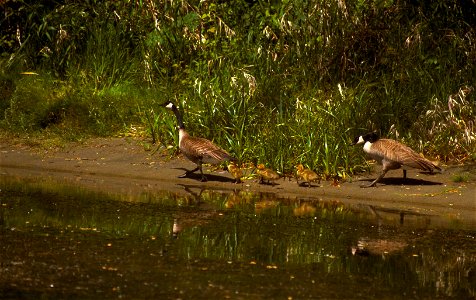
[1, 137, 475, 228]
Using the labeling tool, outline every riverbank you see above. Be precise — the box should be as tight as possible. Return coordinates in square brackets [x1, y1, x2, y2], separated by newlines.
[1, 137, 475, 228]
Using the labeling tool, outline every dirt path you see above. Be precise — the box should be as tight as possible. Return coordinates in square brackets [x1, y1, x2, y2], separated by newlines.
[1, 137, 475, 228]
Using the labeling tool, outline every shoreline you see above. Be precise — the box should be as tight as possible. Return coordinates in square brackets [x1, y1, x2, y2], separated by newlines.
[1, 137, 475, 229]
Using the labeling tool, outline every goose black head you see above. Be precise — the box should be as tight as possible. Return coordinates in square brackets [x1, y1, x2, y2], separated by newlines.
[161, 101, 185, 129]
[352, 132, 380, 145]
[160, 101, 176, 110]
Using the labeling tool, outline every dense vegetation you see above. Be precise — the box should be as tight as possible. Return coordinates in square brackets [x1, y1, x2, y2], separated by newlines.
[1, 0, 475, 177]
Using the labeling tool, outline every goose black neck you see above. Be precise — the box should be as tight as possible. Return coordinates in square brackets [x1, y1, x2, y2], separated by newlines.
[171, 104, 185, 129]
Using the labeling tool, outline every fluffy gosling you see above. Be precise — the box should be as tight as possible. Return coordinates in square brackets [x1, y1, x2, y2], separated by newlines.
[295, 164, 320, 187]
[256, 163, 280, 186]
[227, 161, 243, 184]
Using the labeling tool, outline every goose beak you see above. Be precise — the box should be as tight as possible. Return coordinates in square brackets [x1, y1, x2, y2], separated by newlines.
[351, 135, 364, 146]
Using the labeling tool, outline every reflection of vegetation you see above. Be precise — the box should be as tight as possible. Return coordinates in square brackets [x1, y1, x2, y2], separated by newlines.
[1, 176, 475, 298]
[409, 231, 476, 298]
[1, 1, 475, 178]
[1, 177, 178, 238]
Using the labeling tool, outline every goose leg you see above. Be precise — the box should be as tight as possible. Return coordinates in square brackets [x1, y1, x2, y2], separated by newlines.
[362, 169, 388, 188]
[198, 164, 208, 182]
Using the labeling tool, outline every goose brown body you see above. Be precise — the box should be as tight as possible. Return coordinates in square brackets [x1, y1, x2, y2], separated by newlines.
[163, 101, 234, 181]
[352, 132, 441, 187]
[179, 129, 233, 165]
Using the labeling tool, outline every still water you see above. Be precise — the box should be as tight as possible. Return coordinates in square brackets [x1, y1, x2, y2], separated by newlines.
[1, 175, 475, 299]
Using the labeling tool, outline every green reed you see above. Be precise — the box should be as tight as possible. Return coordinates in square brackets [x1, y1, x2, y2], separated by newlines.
[1, 0, 475, 176]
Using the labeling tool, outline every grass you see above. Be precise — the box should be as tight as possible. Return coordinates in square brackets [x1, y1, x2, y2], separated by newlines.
[451, 173, 470, 183]
[2, 60, 474, 179]
[1, 0, 475, 179]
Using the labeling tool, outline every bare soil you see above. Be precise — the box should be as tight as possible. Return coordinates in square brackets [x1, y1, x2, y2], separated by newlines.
[1, 137, 475, 228]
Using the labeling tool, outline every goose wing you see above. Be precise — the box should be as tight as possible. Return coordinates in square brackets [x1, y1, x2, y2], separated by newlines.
[373, 139, 440, 171]
[181, 136, 233, 164]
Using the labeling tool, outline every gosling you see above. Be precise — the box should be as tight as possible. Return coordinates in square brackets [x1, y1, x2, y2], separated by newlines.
[227, 161, 243, 184]
[256, 163, 280, 186]
[295, 164, 320, 187]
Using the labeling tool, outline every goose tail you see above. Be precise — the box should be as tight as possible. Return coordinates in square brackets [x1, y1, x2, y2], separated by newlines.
[209, 148, 236, 162]
[413, 155, 441, 173]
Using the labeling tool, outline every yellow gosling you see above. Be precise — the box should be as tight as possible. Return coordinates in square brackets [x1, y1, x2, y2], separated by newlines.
[295, 164, 320, 187]
[256, 163, 280, 186]
[227, 161, 243, 184]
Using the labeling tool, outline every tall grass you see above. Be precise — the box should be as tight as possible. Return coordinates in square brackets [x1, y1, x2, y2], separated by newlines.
[1, 0, 475, 176]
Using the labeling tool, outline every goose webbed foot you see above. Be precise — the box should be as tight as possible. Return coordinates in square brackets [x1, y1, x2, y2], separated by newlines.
[178, 166, 200, 178]
[360, 170, 387, 188]
[197, 166, 208, 182]
[360, 182, 377, 188]
[178, 172, 188, 178]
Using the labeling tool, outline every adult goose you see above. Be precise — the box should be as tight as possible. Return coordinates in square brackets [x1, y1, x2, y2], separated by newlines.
[162, 101, 235, 182]
[352, 132, 441, 187]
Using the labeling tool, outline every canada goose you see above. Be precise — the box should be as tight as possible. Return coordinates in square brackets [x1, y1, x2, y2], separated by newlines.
[295, 164, 320, 187]
[227, 161, 243, 184]
[352, 132, 441, 187]
[256, 163, 280, 186]
[162, 101, 235, 182]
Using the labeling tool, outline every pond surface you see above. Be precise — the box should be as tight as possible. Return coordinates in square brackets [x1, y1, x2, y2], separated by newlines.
[1, 175, 475, 299]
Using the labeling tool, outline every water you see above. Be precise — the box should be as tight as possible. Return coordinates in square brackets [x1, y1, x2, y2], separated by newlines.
[1, 176, 475, 299]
